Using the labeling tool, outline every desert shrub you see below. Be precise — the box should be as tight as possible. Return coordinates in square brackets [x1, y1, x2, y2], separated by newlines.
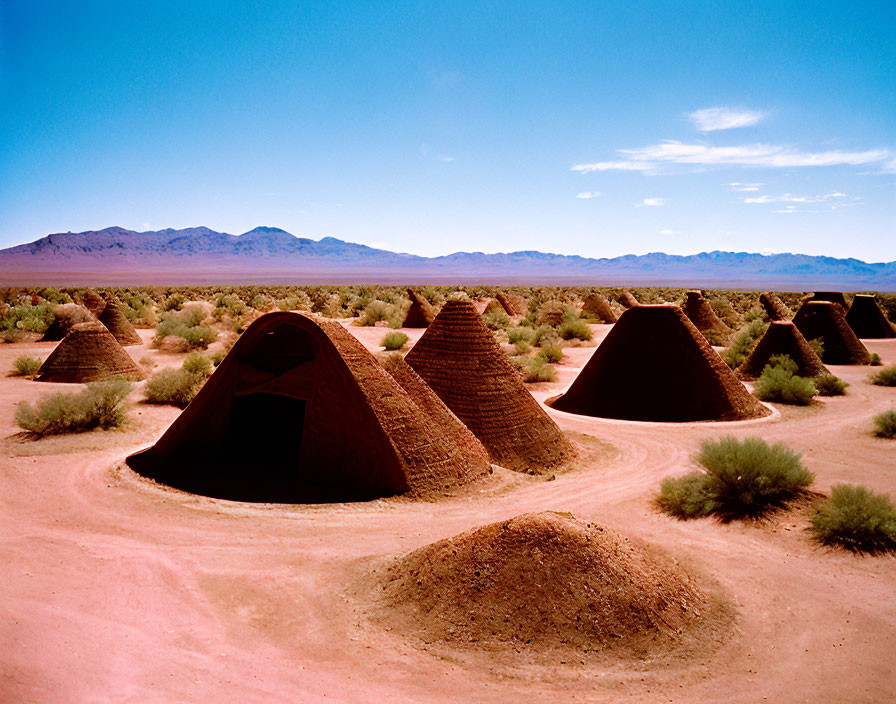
[210, 349, 227, 367]
[811, 484, 896, 553]
[870, 352, 882, 366]
[154, 310, 217, 350]
[182, 352, 212, 376]
[558, 318, 592, 341]
[144, 368, 203, 407]
[507, 326, 536, 345]
[538, 343, 563, 363]
[358, 300, 402, 328]
[722, 318, 768, 368]
[482, 307, 510, 331]
[872, 410, 896, 438]
[15, 379, 132, 436]
[513, 340, 532, 355]
[702, 327, 729, 347]
[1, 330, 21, 343]
[813, 373, 848, 396]
[533, 324, 559, 347]
[139, 355, 156, 370]
[869, 366, 896, 387]
[657, 437, 814, 521]
[809, 337, 824, 358]
[656, 472, 715, 519]
[381, 331, 409, 350]
[0, 303, 54, 334]
[753, 355, 817, 405]
[11, 355, 42, 377]
[163, 293, 184, 311]
[38, 287, 71, 304]
[521, 355, 556, 383]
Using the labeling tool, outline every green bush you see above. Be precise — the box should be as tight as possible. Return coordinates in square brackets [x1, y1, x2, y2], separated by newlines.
[358, 300, 402, 328]
[869, 352, 882, 366]
[154, 309, 217, 350]
[144, 368, 204, 408]
[381, 331, 409, 350]
[11, 355, 42, 377]
[538, 343, 563, 363]
[872, 410, 896, 438]
[521, 355, 556, 383]
[558, 318, 592, 341]
[533, 324, 559, 347]
[15, 380, 132, 436]
[753, 355, 817, 405]
[869, 366, 896, 387]
[813, 373, 848, 396]
[513, 340, 532, 355]
[482, 307, 510, 331]
[809, 337, 824, 359]
[0, 304, 54, 334]
[182, 352, 212, 376]
[657, 437, 814, 521]
[722, 318, 768, 368]
[811, 484, 896, 553]
[507, 326, 536, 345]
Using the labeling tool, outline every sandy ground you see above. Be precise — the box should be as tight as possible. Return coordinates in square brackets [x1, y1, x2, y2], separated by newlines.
[1, 322, 894, 703]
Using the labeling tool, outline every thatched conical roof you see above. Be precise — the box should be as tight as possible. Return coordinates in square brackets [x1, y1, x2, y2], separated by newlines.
[845, 294, 896, 339]
[404, 300, 575, 473]
[127, 312, 489, 502]
[582, 293, 617, 323]
[619, 289, 640, 308]
[402, 289, 437, 328]
[793, 301, 871, 365]
[37, 322, 145, 383]
[82, 290, 107, 318]
[549, 305, 769, 422]
[39, 304, 96, 342]
[496, 292, 527, 316]
[759, 293, 791, 321]
[683, 290, 730, 340]
[738, 321, 828, 380]
[98, 298, 142, 346]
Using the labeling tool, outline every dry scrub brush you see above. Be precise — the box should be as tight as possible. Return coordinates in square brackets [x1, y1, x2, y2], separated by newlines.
[811, 484, 896, 553]
[16, 379, 133, 436]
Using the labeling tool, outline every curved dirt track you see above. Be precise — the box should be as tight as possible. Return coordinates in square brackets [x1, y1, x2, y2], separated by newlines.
[1, 325, 894, 703]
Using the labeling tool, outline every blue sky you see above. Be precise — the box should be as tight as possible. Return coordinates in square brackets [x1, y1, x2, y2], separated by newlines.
[1, 1, 894, 260]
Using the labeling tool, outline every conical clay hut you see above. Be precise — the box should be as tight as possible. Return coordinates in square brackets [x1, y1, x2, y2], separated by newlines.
[496, 292, 527, 317]
[404, 300, 575, 473]
[39, 304, 96, 342]
[37, 322, 145, 383]
[98, 298, 143, 346]
[808, 291, 849, 311]
[759, 293, 791, 321]
[82, 290, 107, 318]
[549, 305, 769, 422]
[683, 290, 730, 341]
[793, 301, 871, 365]
[845, 294, 896, 339]
[582, 294, 617, 323]
[738, 321, 828, 380]
[619, 289, 640, 308]
[402, 289, 437, 328]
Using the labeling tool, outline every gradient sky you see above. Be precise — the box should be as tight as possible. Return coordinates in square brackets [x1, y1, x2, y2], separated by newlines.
[1, 1, 894, 261]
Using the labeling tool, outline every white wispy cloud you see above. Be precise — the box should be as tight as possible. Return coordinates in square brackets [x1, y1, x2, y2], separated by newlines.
[438, 155, 455, 162]
[573, 141, 890, 174]
[576, 191, 601, 199]
[689, 107, 766, 132]
[639, 197, 666, 207]
[659, 228, 681, 235]
[742, 192, 848, 204]
[729, 182, 763, 192]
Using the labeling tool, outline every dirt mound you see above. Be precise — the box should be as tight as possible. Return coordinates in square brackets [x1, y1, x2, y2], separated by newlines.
[81, 290, 107, 318]
[496, 292, 527, 316]
[582, 293, 617, 323]
[98, 298, 142, 346]
[793, 301, 871, 365]
[368, 511, 726, 657]
[619, 289, 640, 308]
[683, 290, 730, 340]
[845, 294, 896, 339]
[37, 321, 145, 383]
[759, 292, 791, 321]
[739, 321, 828, 380]
[402, 289, 437, 328]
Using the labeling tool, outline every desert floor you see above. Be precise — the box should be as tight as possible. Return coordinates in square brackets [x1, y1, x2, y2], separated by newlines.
[1, 322, 894, 703]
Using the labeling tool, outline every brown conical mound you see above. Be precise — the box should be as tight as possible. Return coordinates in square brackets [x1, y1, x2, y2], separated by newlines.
[793, 301, 871, 365]
[496, 292, 527, 316]
[369, 512, 724, 655]
[82, 290, 107, 318]
[582, 293, 617, 323]
[809, 291, 849, 311]
[98, 298, 142, 346]
[845, 294, 896, 339]
[380, 355, 492, 470]
[619, 289, 640, 308]
[39, 304, 96, 342]
[550, 305, 769, 421]
[402, 289, 437, 328]
[127, 312, 490, 503]
[405, 300, 575, 472]
[738, 321, 829, 380]
[37, 322, 145, 383]
[759, 292, 791, 321]
[683, 290, 730, 340]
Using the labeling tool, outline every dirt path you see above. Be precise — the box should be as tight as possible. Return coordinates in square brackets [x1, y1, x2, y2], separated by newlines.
[1, 325, 894, 703]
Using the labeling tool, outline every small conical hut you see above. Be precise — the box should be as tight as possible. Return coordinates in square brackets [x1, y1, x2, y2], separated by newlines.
[738, 321, 828, 380]
[582, 294, 617, 323]
[619, 289, 640, 308]
[98, 298, 143, 346]
[793, 301, 871, 365]
[367, 511, 725, 655]
[683, 290, 730, 340]
[808, 291, 849, 310]
[845, 294, 896, 339]
[402, 289, 437, 328]
[36, 322, 145, 383]
[496, 292, 527, 317]
[404, 300, 575, 472]
[127, 312, 490, 502]
[39, 304, 96, 342]
[549, 305, 769, 421]
[82, 290, 107, 318]
[759, 293, 791, 321]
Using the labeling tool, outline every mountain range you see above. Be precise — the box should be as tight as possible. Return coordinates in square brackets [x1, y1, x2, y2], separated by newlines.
[1, 226, 894, 290]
